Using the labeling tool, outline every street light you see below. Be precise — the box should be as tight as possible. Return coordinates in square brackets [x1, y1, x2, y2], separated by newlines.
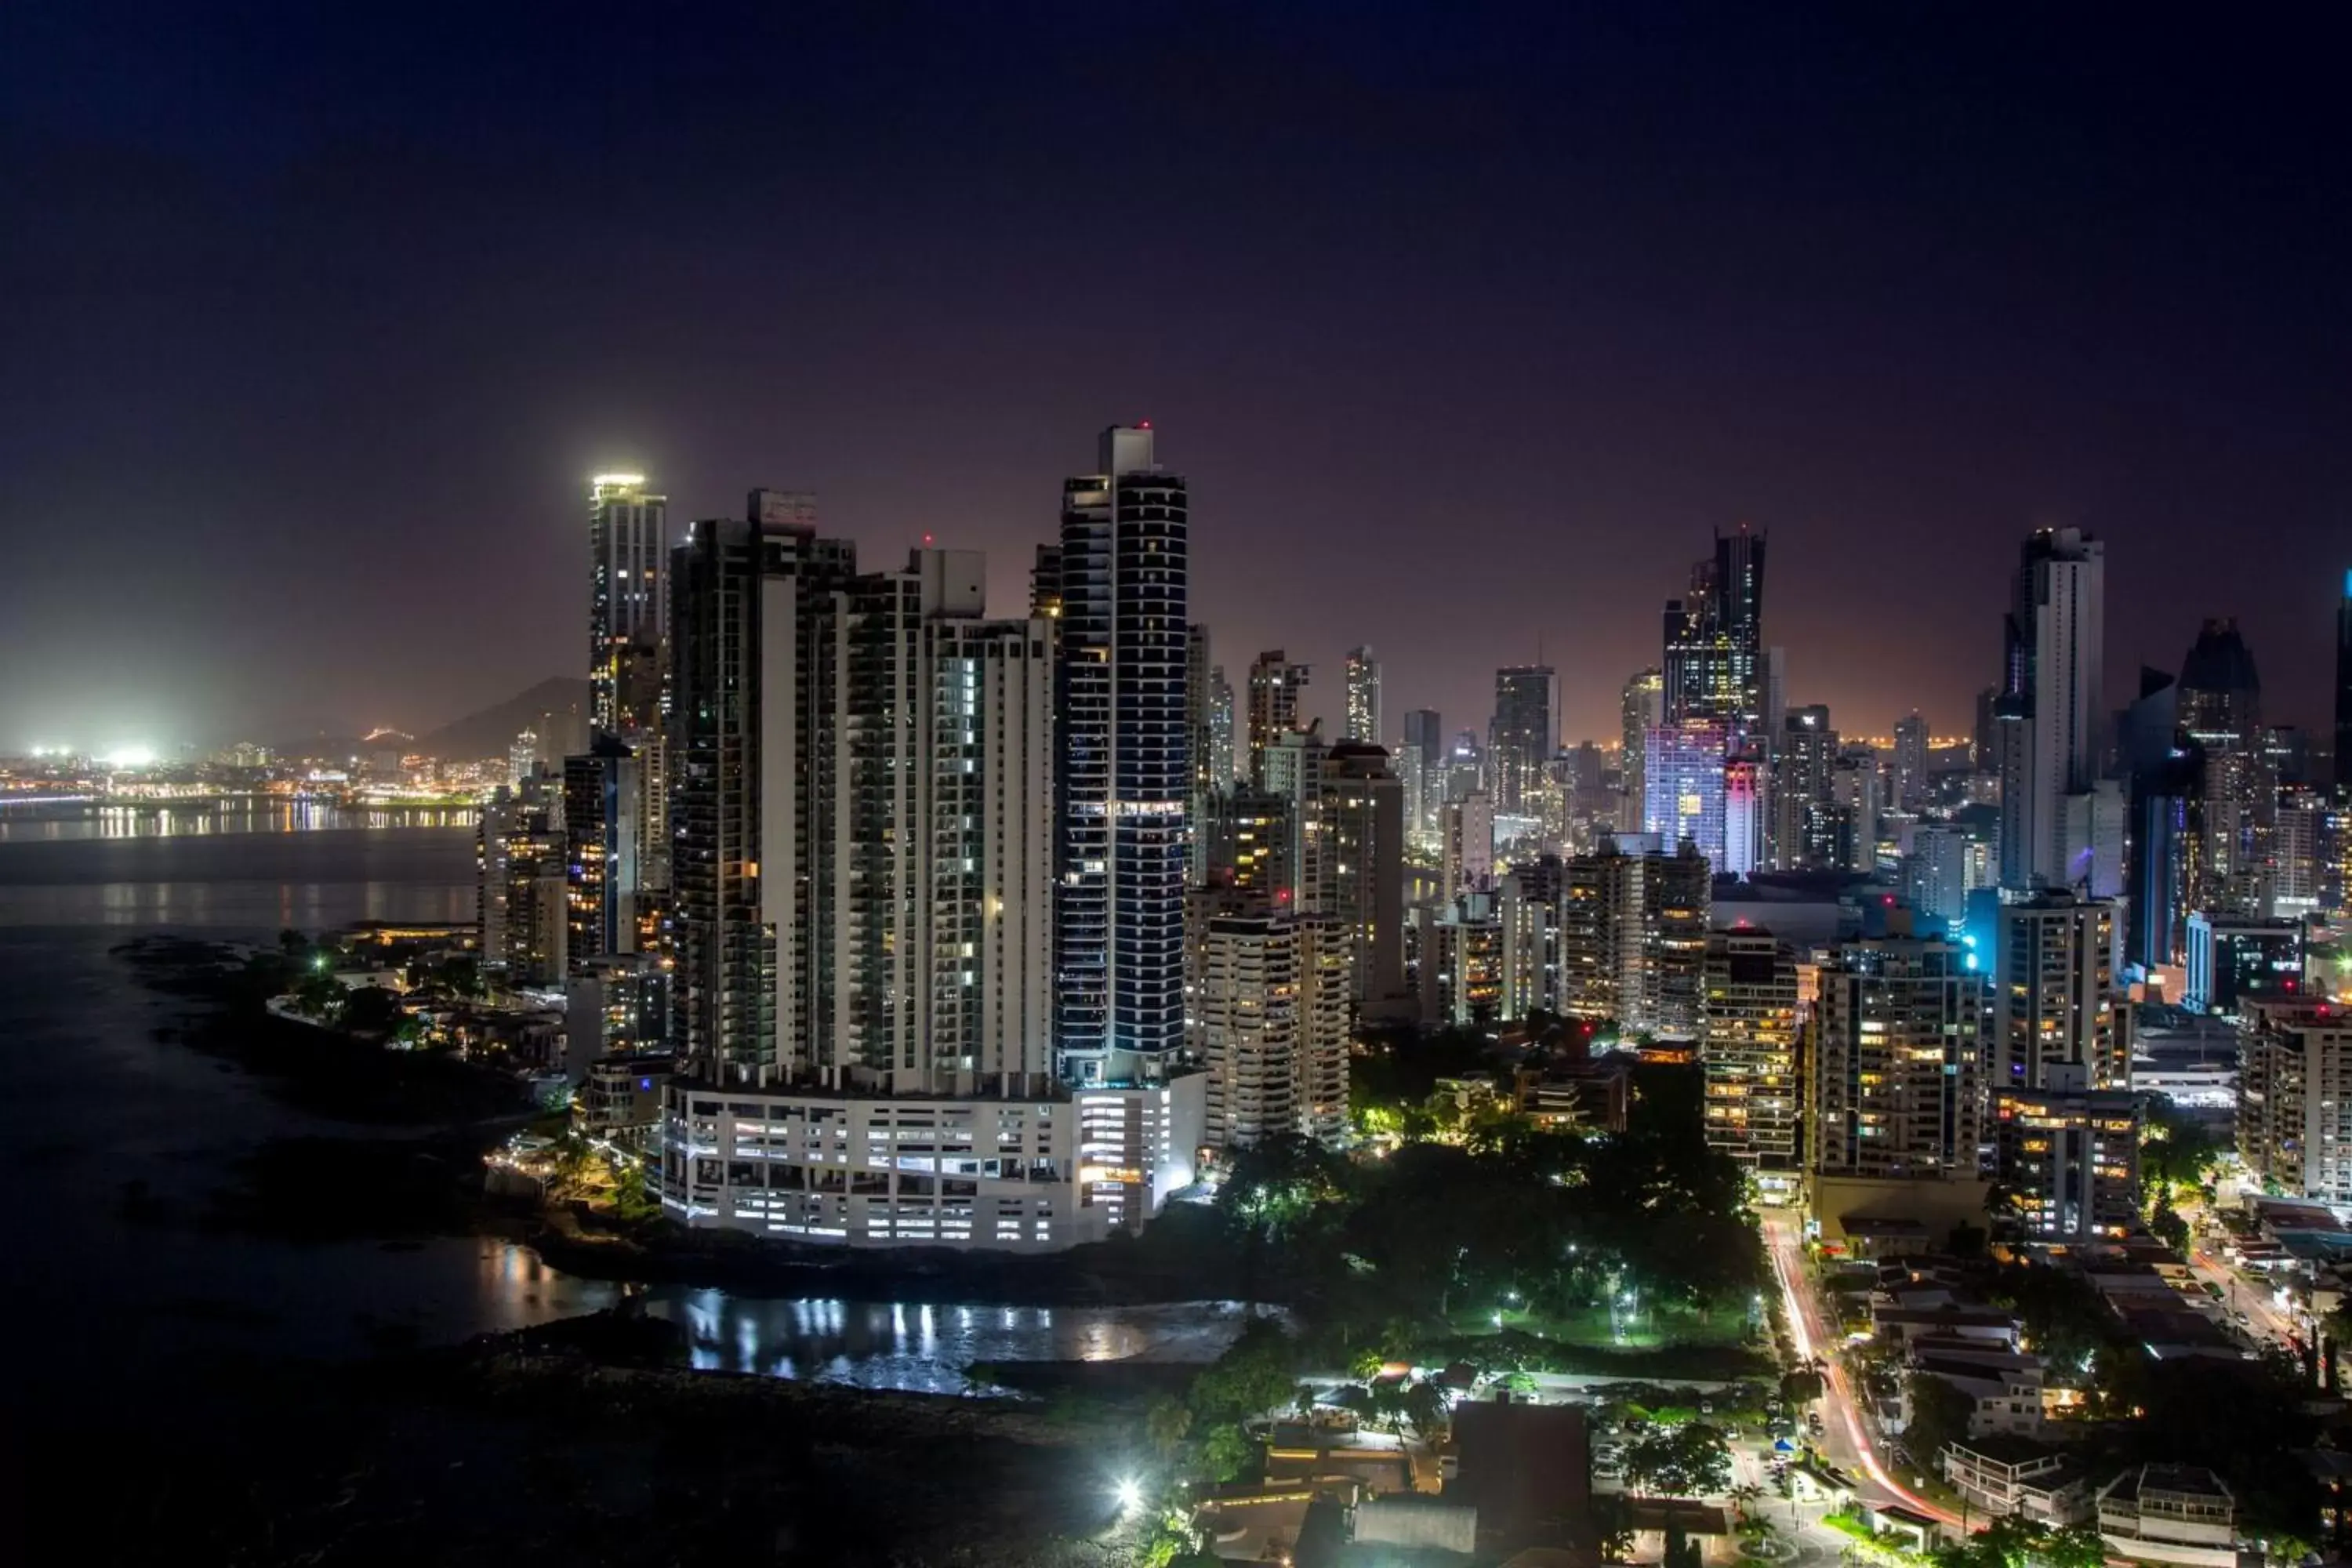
[1114, 1477, 1143, 1516]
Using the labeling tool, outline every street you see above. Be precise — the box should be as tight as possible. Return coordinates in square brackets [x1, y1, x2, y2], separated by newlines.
[1763, 1215, 1963, 1530]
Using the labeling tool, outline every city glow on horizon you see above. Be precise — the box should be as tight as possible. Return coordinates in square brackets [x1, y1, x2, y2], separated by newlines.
[103, 745, 159, 769]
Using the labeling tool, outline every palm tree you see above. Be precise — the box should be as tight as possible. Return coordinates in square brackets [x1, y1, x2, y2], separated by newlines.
[1729, 1481, 1765, 1522]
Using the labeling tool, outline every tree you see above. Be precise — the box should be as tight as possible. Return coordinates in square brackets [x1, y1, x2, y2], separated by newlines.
[1189, 1318, 1301, 1428]
[1934, 1515, 2106, 1568]
[1623, 1421, 1732, 1498]
[1664, 1521, 1704, 1568]
[1904, 1373, 1976, 1476]
[2149, 1194, 2189, 1252]
[1780, 1369, 1824, 1405]
[339, 984, 408, 1037]
[1145, 1396, 1193, 1460]
[1592, 1494, 1636, 1563]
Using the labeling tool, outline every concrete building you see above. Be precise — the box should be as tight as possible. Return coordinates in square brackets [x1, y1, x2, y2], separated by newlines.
[586, 471, 671, 891]
[1809, 931, 1987, 1183]
[1422, 890, 1504, 1027]
[1400, 707, 1443, 843]
[1196, 911, 1350, 1149]
[659, 1077, 1203, 1250]
[2176, 619, 2272, 919]
[561, 739, 648, 1054]
[479, 782, 567, 987]
[1702, 927, 1801, 1200]
[1940, 1437, 2090, 1527]
[1771, 704, 1838, 870]
[1901, 822, 1978, 930]
[1442, 790, 1495, 902]
[1561, 833, 1711, 1040]
[1499, 855, 1565, 1023]
[1893, 712, 1931, 813]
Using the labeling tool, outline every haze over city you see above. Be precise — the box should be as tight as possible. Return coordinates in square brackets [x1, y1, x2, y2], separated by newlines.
[5, 4, 2347, 750]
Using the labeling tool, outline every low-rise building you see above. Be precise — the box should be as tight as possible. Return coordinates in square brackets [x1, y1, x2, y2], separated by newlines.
[2096, 1465, 2237, 1567]
[1940, 1436, 2091, 1526]
[657, 1074, 1204, 1251]
[579, 1054, 673, 1140]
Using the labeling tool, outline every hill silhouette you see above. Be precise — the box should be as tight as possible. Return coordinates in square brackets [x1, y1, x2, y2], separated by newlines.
[418, 677, 590, 761]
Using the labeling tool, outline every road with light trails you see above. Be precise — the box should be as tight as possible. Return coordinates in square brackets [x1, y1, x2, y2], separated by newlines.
[1763, 1214, 1965, 1530]
[2184, 1237, 2302, 1352]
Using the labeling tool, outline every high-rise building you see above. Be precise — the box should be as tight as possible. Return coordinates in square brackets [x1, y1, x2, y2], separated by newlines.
[1642, 718, 1729, 870]
[1400, 707, 1443, 841]
[1343, 646, 1381, 745]
[1723, 754, 1768, 877]
[1499, 855, 1565, 1022]
[1900, 822, 1976, 929]
[2176, 619, 2272, 917]
[1197, 911, 1351, 1150]
[1620, 668, 1664, 833]
[2335, 569, 2352, 800]
[1052, 426, 1190, 1085]
[2238, 1001, 2352, 1204]
[1186, 625, 1216, 881]
[480, 780, 568, 989]
[662, 495, 1196, 1250]
[1442, 790, 1494, 902]
[2120, 667, 2189, 971]
[2274, 785, 2325, 916]
[1662, 526, 1768, 744]
[1246, 649, 1310, 789]
[1998, 527, 2106, 892]
[1209, 665, 1236, 794]
[1314, 741, 1406, 1014]
[1560, 833, 1711, 1040]
[563, 739, 642, 972]
[1421, 890, 1504, 1026]
[587, 473, 673, 894]
[1991, 894, 2124, 1094]
[1491, 666, 1556, 817]
[1770, 706, 1837, 869]
[1893, 712, 1930, 812]
[1992, 1075, 2142, 1243]
[1808, 932, 1987, 1182]
[1202, 787, 1293, 901]
[588, 472, 668, 738]
[667, 495, 856, 1084]
[1702, 928, 1801, 1200]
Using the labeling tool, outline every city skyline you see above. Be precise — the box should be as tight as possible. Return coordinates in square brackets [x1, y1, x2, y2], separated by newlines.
[7, 8, 2350, 751]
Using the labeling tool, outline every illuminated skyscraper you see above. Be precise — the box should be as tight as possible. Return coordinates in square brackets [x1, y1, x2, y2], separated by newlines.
[588, 472, 668, 737]
[1619, 668, 1663, 831]
[1991, 894, 2124, 1092]
[1662, 526, 1767, 744]
[1490, 665, 1555, 816]
[1399, 707, 1443, 840]
[1560, 833, 1711, 1039]
[1343, 645, 1381, 745]
[1892, 712, 1929, 812]
[2176, 619, 2271, 916]
[1998, 527, 2106, 891]
[1809, 931, 1987, 1182]
[1051, 426, 1190, 1083]
[1643, 718, 1729, 871]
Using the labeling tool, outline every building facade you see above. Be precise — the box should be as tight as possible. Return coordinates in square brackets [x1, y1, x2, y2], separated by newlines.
[1809, 933, 1987, 1182]
[1701, 928, 1802, 1197]
[1560, 833, 1711, 1040]
[1196, 911, 1350, 1149]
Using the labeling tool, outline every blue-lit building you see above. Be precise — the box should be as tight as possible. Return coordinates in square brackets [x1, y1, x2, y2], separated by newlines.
[1643, 718, 1729, 872]
[1046, 426, 1190, 1084]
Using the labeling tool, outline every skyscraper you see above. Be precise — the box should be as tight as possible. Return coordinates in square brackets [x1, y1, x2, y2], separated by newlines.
[588, 472, 668, 739]
[1400, 707, 1443, 840]
[1643, 718, 1729, 870]
[1619, 669, 1663, 831]
[2337, 570, 2352, 799]
[1662, 526, 1767, 743]
[1998, 527, 2106, 891]
[1245, 649, 1309, 790]
[2176, 618, 2270, 916]
[1770, 705, 1837, 869]
[1892, 711, 1929, 812]
[1490, 665, 1555, 817]
[666, 495, 856, 1082]
[1343, 645, 1381, 745]
[1052, 426, 1190, 1083]
[1186, 624, 1217, 880]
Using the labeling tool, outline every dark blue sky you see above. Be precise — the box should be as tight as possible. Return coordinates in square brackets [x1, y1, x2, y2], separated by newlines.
[3, 2, 2346, 753]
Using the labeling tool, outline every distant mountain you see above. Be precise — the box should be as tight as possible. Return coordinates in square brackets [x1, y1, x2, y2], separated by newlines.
[418, 677, 591, 762]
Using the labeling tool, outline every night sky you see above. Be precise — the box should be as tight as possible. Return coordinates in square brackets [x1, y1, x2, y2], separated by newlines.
[5, 3, 2347, 754]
